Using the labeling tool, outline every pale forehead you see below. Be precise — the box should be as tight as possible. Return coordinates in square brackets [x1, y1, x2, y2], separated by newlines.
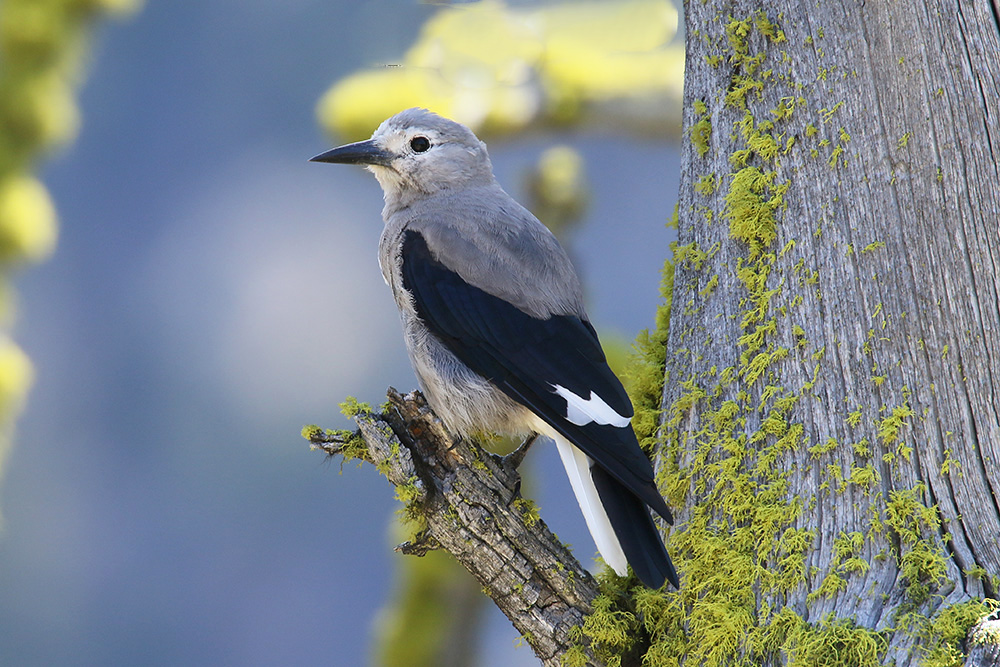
[374, 108, 478, 144]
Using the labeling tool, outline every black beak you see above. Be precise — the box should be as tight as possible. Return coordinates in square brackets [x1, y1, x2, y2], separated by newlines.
[309, 139, 393, 166]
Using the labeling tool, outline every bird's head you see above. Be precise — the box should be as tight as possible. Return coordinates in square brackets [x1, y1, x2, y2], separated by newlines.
[311, 108, 496, 209]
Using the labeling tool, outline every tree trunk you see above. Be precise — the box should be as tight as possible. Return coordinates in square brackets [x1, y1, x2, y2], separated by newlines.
[662, 0, 1000, 662]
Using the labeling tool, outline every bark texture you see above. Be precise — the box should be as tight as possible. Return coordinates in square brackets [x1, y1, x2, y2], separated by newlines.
[310, 389, 602, 666]
[663, 0, 1000, 662]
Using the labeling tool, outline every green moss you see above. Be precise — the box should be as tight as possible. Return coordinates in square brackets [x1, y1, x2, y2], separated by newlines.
[819, 101, 844, 123]
[828, 144, 844, 168]
[301, 424, 324, 440]
[623, 256, 675, 453]
[691, 116, 712, 157]
[394, 475, 427, 530]
[771, 96, 796, 120]
[754, 12, 786, 42]
[916, 600, 999, 666]
[940, 447, 960, 476]
[699, 274, 720, 297]
[395, 475, 422, 505]
[579, 589, 641, 664]
[725, 17, 753, 59]
[724, 166, 785, 255]
[339, 395, 372, 417]
[877, 403, 916, 446]
[560, 643, 589, 667]
[748, 131, 780, 161]
[671, 241, 717, 270]
[807, 569, 848, 602]
[848, 463, 879, 491]
[695, 173, 717, 195]
[785, 614, 887, 667]
[726, 75, 765, 109]
[808, 436, 839, 458]
[512, 497, 541, 528]
[302, 423, 369, 465]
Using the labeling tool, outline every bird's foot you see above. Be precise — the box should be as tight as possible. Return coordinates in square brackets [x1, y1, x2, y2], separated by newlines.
[395, 530, 441, 557]
[500, 434, 539, 502]
[503, 433, 539, 470]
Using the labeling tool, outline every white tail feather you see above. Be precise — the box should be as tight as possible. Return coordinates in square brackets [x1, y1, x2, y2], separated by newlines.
[551, 433, 628, 576]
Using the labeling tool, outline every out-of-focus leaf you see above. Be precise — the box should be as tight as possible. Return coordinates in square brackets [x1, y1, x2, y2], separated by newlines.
[318, 0, 684, 141]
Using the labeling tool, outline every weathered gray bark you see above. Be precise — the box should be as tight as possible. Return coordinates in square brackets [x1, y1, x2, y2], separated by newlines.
[666, 0, 1000, 662]
[309, 389, 602, 666]
[968, 617, 1000, 665]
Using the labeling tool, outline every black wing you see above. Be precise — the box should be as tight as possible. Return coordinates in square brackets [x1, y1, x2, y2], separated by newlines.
[400, 229, 672, 521]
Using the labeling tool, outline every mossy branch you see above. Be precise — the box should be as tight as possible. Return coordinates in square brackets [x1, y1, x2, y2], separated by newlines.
[305, 387, 606, 667]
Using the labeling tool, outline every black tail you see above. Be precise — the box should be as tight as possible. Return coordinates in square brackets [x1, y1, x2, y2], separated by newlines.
[591, 466, 679, 589]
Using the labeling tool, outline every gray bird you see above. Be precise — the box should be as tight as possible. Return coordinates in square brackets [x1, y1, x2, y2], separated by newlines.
[311, 108, 678, 589]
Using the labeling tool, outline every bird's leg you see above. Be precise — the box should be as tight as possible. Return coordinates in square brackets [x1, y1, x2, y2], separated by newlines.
[505, 433, 539, 470]
[499, 433, 540, 501]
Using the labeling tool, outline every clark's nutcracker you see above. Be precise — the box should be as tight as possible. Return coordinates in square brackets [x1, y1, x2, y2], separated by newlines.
[312, 108, 678, 589]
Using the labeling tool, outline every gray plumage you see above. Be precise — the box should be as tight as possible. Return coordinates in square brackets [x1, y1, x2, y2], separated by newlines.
[359, 109, 582, 434]
[380, 187, 586, 436]
[312, 108, 677, 589]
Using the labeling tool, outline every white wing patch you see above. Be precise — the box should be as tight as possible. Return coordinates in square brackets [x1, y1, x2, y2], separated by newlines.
[553, 385, 630, 428]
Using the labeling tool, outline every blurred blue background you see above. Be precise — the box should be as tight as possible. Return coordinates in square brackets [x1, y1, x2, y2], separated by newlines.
[1, 1, 679, 664]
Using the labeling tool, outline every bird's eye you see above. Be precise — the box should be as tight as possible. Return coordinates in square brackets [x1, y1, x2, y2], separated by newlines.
[410, 136, 431, 153]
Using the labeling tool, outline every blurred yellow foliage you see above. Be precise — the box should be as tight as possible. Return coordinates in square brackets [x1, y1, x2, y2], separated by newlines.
[525, 145, 587, 237]
[318, 0, 684, 141]
[0, 341, 33, 424]
[534, 146, 585, 208]
[0, 0, 141, 506]
[0, 337, 32, 520]
[1, 69, 81, 152]
[0, 175, 58, 262]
